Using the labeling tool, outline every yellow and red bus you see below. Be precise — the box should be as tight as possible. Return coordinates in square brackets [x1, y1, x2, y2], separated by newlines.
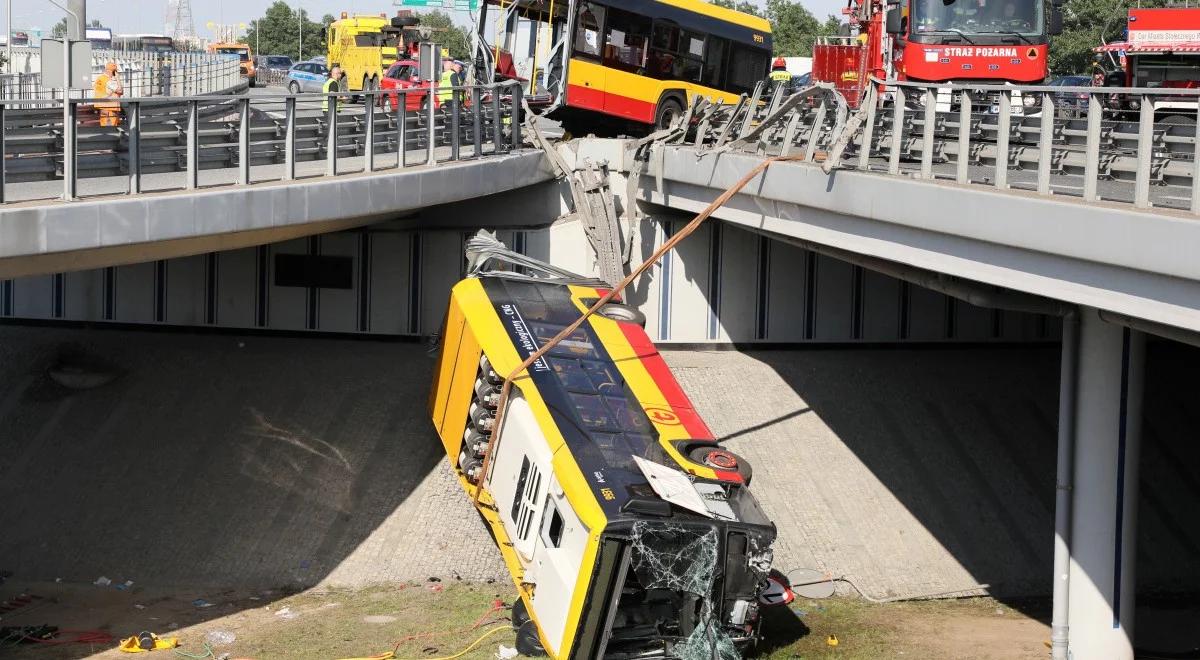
[471, 0, 772, 131]
[429, 237, 778, 658]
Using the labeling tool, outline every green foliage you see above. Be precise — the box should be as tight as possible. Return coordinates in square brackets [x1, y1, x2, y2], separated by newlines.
[1048, 0, 1170, 76]
[416, 10, 474, 60]
[50, 17, 101, 39]
[711, 0, 842, 56]
[245, 1, 325, 60]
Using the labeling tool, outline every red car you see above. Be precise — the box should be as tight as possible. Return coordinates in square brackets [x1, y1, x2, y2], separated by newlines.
[379, 60, 436, 112]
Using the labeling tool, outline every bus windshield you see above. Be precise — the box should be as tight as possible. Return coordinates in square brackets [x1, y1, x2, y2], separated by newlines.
[911, 0, 1044, 37]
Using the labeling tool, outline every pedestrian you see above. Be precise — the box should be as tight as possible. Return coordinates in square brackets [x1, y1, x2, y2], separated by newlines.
[323, 65, 346, 114]
[93, 61, 124, 127]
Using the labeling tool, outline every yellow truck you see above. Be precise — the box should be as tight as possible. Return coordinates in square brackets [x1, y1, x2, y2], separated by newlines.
[323, 11, 418, 93]
[208, 42, 257, 87]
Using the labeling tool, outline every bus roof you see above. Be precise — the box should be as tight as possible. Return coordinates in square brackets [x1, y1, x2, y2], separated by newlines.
[656, 0, 771, 34]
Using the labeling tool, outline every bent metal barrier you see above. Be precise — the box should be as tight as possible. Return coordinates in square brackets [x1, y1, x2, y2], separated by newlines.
[685, 78, 1200, 214]
[0, 81, 523, 203]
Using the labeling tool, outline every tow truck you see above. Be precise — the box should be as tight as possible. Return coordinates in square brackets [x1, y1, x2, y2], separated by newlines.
[208, 42, 256, 87]
[322, 11, 421, 95]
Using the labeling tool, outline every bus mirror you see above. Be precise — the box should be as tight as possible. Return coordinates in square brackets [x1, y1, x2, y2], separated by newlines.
[885, 8, 904, 35]
[1048, 9, 1063, 36]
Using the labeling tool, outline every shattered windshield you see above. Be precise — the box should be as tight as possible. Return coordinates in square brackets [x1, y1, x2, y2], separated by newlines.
[911, 0, 1044, 37]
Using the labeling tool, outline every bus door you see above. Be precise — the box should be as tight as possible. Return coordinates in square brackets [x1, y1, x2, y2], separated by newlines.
[568, 0, 607, 112]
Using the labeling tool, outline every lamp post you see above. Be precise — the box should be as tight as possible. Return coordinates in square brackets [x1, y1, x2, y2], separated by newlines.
[298, 9, 303, 61]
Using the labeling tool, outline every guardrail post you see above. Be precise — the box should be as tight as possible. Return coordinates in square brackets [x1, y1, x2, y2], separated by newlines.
[780, 111, 802, 158]
[510, 83, 522, 152]
[920, 86, 935, 179]
[1192, 97, 1200, 215]
[327, 94, 339, 177]
[994, 89, 1010, 189]
[1037, 92, 1053, 196]
[238, 97, 251, 185]
[491, 87, 502, 153]
[804, 98, 827, 162]
[450, 87, 461, 161]
[398, 90, 408, 168]
[0, 104, 6, 203]
[62, 99, 77, 201]
[129, 101, 142, 194]
[888, 87, 904, 175]
[1134, 94, 1153, 209]
[956, 89, 970, 184]
[739, 81, 763, 138]
[365, 91, 376, 173]
[472, 86, 482, 158]
[857, 86, 878, 170]
[284, 96, 296, 181]
[187, 99, 199, 189]
[1083, 93, 1101, 202]
[427, 84, 438, 166]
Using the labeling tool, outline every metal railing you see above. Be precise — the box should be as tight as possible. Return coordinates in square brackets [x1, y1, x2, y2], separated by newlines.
[688, 78, 1200, 214]
[2, 47, 243, 99]
[0, 81, 523, 204]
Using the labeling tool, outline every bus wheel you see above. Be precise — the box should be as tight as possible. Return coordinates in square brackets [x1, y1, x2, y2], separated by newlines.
[510, 596, 531, 631]
[597, 302, 646, 327]
[515, 620, 546, 656]
[654, 97, 684, 131]
[688, 446, 753, 485]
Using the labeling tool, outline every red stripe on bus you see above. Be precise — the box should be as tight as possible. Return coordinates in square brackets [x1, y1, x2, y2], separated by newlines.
[566, 84, 657, 124]
[616, 320, 714, 440]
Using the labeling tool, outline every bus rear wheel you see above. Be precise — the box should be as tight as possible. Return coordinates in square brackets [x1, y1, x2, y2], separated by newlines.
[654, 97, 684, 131]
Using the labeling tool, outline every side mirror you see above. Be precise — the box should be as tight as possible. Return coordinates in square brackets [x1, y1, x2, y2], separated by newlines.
[1048, 8, 1063, 36]
[886, 8, 904, 35]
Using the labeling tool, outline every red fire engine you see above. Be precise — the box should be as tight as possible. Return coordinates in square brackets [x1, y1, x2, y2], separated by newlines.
[1096, 8, 1200, 122]
[813, 0, 1063, 110]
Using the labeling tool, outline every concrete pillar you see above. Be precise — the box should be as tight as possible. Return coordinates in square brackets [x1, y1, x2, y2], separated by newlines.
[1067, 307, 1144, 660]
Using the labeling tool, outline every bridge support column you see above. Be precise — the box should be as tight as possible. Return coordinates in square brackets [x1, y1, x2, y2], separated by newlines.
[1066, 307, 1144, 660]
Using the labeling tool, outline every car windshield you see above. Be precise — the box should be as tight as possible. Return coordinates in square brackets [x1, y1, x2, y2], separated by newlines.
[911, 0, 1044, 37]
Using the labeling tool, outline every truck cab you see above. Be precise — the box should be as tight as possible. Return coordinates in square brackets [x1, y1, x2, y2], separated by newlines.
[209, 42, 256, 87]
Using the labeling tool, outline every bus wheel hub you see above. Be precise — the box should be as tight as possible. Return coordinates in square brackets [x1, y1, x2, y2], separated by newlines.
[701, 449, 738, 470]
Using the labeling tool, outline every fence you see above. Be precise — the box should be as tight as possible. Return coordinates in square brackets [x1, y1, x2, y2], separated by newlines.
[2, 46, 243, 99]
[0, 81, 523, 203]
[689, 78, 1200, 214]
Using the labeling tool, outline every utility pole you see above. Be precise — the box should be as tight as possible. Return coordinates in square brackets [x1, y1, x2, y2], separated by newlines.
[298, 9, 303, 61]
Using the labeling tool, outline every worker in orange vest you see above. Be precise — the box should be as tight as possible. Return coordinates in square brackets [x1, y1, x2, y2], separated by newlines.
[93, 62, 123, 127]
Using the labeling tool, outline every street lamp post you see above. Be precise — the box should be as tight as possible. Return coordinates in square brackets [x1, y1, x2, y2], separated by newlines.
[298, 10, 303, 61]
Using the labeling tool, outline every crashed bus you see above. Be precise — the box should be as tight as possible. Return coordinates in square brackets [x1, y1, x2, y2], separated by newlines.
[429, 236, 779, 658]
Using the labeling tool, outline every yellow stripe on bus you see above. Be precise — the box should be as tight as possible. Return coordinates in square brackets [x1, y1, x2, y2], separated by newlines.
[568, 58, 747, 108]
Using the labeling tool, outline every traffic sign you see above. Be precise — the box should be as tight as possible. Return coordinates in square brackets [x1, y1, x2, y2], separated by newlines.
[395, 0, 479, 12]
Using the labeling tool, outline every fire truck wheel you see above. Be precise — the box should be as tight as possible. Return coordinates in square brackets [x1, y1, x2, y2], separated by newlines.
[510, 596, 531, 631]
[688, 446, 753, 486]
[654, 97, 684, 131]
[514, 620, 546, 656]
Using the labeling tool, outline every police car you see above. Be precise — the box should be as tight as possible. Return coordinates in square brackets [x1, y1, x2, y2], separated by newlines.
[286, 60, 330, 94]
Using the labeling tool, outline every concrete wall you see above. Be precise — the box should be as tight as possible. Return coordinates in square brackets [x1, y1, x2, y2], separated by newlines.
[0, 211, 1055, 343]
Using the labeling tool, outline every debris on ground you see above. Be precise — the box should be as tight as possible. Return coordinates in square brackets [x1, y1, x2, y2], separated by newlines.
[192, 599, 213, 608]
[95, 576, 113, 587]
[495, 644, 519, 659]
[205, 630, 236, 646]
[274, 606, 298, 620]
[117, 631, 179, 652]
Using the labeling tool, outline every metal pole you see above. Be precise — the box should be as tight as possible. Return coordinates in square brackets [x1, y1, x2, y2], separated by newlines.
[994, 89, 1010, 189]
[238, 96, 250, 184]
[1037, 92, 1053, 196]
[888, 86, 904, 175]
[326, 92, 337, 176]
[491, 85, 501, 153]
[450, 86, 460, 160]
[920, 86, 935, 179]
[472, 85, 482, 157]
[6, 0, 11, 75]
[284, 96, 296, 180]
[365, 90, 375, 172]
[128, 100, 141, 194]
[0, 103, 6, 203]
[956, 89, 970, 184]
[398, 89, 407, 168]
[1083, 94, 1101, 202]
[1192, 97, 1200, 214]
[1050, 311, 1079, 660]
[857, 86, 877, 170]
[186, 99, 199, 189]
[427, 78, 437, 166]
[510, 82, 521, 152]
[1134, 94, 1153, 208]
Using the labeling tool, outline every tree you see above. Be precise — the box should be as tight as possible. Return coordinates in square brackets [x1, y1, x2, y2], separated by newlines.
[244, 1, 324, 60]
[416, 10, 474, 60]
[51, 17, 101, 38]
[711, 0, 842, 56]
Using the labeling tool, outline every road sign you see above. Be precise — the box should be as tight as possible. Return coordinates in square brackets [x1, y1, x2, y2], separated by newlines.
[396, 0, 479, 12]
[40, 39, 92, 89]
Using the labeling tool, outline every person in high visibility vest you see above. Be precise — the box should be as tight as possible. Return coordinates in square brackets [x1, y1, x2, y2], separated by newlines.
[93, 61, 124, 127]
[323, 66, 345, 113]
[769, 57, 791, 84]
[437, 59, 463, 108]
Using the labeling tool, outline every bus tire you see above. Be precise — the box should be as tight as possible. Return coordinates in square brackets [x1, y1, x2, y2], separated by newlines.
[654, 96, 684, 131]
[514, 620, 546, 656]
[688, 446, 753, 486]
[511, 596, 531, 631]
[597, 302, 646, 327]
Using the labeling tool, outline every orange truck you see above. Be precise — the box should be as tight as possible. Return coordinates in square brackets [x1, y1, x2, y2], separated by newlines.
[208, 42, 257, 87]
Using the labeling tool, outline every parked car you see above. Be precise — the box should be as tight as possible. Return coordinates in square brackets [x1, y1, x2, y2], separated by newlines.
[287, 60, 329, 93]
[378, 60, 436, 111]
[258, 55, 294, 73]
[1048, 74, 1091, 116]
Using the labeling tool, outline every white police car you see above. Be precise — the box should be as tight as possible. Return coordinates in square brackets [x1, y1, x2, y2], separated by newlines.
[286, 61, 329, 94]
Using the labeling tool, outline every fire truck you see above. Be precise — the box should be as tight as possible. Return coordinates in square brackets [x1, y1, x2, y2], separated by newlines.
[813, 0, 1063, 112]
[1096, 8, 1200, 124]
[322, 11, 421, 95]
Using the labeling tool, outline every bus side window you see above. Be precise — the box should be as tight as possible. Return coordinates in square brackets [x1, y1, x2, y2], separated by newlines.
[602, 7, 650, 72]
[540, 498, 565, 548]
[703, 37, 728, 88]
[573, 1, 606, 59]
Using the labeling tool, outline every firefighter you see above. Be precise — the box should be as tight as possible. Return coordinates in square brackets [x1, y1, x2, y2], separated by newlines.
[769, 57, 790, 84]
[322, 66, 345, 113]
[93, 61, 123, 127]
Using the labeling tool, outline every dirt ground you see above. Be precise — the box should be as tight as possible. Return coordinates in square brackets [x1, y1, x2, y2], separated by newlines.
[0, 580, 1052, 660]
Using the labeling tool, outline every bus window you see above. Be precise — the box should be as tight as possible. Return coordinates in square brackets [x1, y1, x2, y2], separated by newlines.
[727, 43, 768, 94]
[603, 7, 650, 72]
[574, 1, 606, 59]
[703, 37, 728, 88]
[649, 21, 703, 82]
[540, 500, 564, 548]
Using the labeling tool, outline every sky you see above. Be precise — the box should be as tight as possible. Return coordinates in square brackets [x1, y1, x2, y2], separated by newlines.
[3, 0, 845, 38]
